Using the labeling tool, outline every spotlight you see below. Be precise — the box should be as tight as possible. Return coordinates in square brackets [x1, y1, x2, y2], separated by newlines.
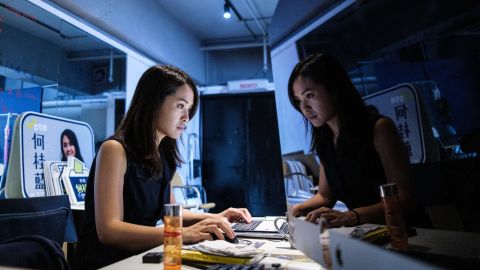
[223, 2, 231, 19]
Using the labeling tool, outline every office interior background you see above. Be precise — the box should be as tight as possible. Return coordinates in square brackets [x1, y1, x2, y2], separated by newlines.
[1, 0, 479, 230]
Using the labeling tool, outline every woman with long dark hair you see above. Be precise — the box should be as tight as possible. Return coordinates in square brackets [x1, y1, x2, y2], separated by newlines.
[288, 53, 430, 228]
[75, 65, 252, 269]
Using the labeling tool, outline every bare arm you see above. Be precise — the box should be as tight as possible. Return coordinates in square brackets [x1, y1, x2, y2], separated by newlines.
[373, 118, 415, 210]
[94, 140, 164, 251]
[291, 163, 335, 216]
[169, 191, 218, 226]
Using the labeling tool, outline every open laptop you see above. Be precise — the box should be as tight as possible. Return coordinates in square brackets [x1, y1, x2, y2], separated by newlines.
[232, 217, 288, 239]
[292, 217, 325, 264]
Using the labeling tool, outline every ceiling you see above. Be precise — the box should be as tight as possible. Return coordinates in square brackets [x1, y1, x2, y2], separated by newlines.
[0, 0, 113, 53]
[1, 0, 279, 53]
[156, 0, 278, 45]
[0, 0, 278, 95]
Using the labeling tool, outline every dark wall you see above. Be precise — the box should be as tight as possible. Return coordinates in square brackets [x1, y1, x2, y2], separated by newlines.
[412, 158, 480, 232]
[205, 47, 273, 85]
[373, 58, 480, 136]
[269, 0, 337, 48]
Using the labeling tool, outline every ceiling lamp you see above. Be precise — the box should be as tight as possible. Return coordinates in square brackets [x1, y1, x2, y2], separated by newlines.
[224, 2, 232, 19]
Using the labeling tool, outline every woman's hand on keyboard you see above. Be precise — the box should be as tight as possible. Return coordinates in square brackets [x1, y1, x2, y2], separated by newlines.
[218, 207, 253, 224]
[182, 218, 234, 244]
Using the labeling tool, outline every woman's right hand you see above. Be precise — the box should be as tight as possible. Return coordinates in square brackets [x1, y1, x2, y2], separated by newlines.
[181, 218, 234, 244]
[290, 204, 306, 217]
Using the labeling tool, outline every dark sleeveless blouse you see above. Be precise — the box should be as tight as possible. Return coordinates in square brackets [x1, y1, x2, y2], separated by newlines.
[74, 139, 173, 269]
[316, 113, 386, 209]
[315, 112, 432, 228]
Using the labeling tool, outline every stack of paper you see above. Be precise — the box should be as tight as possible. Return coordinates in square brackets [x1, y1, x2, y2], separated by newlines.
[185, 240, 266, 257]
[182, 240, 267, 265]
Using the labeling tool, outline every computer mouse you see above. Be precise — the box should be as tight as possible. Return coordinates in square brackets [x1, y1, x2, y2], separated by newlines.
[210, 233, 239, 244]
[225, 236, 239, 244]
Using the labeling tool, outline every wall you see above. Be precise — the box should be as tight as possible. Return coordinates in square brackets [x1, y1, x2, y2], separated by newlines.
[269, 0, 338, 48]
[42, 99, 116, 144]
[373, 58, 480, 136]
[125, 54, 154, 111]
[48, 0, 205, 84]
[271, 43, 311, 155]
[205, 47, 273, 85]
[0, 23, 91, 92]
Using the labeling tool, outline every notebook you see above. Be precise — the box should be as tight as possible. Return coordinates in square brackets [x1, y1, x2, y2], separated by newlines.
[232, 218, 288, 239]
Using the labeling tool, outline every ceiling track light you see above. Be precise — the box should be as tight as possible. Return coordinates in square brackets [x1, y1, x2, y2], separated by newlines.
[224, 2, 231, 19]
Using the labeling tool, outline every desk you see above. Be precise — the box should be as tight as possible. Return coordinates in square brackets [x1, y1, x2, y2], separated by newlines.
[101, 226, 480, 270]
[329, 226, 480, 270]
[101, 238, 323, 270]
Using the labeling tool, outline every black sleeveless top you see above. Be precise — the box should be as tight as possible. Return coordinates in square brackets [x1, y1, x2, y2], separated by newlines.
[74, 139, 173, 269]
[316, 113, 432, 228]
[316, 113, 386, 209]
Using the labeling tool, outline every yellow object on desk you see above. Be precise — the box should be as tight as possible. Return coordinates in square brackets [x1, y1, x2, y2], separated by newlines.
[350, 225, 390, 245]
[363, 227, 390, 243]
[181, 250, 253, 265]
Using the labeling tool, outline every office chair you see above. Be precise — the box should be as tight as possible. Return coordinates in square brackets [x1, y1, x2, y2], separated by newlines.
[283, 159, 316, 205]
[0, 195, 76, 244]
[171, 171, 215, 212]
[0, 195, 74, 269]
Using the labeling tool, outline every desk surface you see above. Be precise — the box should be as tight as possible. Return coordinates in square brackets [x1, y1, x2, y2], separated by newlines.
[101, 226, 480, 270]
[101, 238, 323, 270]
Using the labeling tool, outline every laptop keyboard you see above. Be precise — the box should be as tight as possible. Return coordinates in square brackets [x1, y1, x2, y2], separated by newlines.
[232, 221, 262, 231]
[232, 221, 288, 234]
[279, 222, 288, 234]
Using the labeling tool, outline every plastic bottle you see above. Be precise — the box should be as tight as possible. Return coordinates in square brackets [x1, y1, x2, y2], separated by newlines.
[164, 204, 183, 270]
[380, 183, 408, 250]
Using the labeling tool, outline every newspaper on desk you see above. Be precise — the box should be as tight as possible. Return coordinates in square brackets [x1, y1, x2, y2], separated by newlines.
[184, 240, 266, 257]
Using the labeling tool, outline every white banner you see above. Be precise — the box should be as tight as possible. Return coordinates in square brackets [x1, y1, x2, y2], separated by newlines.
[7, 112, 94, 198]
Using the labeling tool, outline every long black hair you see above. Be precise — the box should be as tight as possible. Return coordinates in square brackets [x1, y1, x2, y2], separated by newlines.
[114, 65, 199, 177]
[287, 53, 370, 153]
[60, 129, 84, 162]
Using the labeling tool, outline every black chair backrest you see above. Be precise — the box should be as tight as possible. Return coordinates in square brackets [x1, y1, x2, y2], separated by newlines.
[0, 195, 76, 245]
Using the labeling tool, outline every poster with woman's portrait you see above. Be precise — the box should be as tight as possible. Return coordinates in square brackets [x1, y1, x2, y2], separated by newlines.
[6, 112, 94, 198]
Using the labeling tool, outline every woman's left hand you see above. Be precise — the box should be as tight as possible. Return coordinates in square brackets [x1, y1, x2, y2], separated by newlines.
[305, 207, 358, 227]
[217, 207, 253, 224]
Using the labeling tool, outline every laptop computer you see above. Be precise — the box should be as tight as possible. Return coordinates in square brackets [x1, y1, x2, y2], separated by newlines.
[291, 217, 325, 264]
[232, 218, 288, 239]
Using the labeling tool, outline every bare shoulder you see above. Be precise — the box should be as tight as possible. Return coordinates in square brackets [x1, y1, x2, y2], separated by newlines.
[374, 117, 398, 135]
[94, 140, 128, 183]
[373, 117, 404, 150]
[99, 140, 125, 153]
[97, 140, 127, 165]
[373, 117, 398, 140]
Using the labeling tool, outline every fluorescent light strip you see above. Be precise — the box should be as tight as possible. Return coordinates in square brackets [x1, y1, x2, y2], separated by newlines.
[27, 0, 155, 66]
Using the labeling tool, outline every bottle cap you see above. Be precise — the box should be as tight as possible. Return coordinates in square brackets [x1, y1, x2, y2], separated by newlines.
[379, 183, 398, 197]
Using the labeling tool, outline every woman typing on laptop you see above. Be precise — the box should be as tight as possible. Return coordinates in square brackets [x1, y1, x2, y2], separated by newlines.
[287, 54, 430, 228]
[74, 66, 252, 269]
